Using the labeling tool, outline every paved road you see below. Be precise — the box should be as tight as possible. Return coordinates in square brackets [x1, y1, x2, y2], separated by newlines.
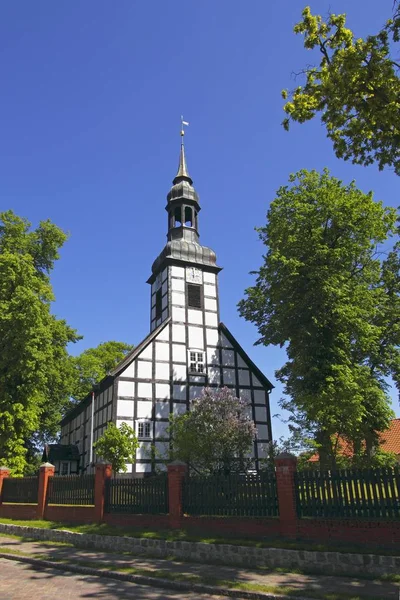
[0, 558, 227, 600]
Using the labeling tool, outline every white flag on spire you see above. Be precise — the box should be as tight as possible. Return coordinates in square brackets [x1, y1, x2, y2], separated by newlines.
[182, 120, 189, 126]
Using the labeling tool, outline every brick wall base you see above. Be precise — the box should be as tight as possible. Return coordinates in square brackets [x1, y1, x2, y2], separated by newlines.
[104, 514, 170, 528]
[183, 516, 280, 538]
[0, 504, 37, 520]
[298, 518, 400, 547]
[44, 505, 96, 524]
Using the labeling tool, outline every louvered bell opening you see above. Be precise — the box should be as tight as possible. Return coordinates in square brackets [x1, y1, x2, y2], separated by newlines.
[187, 283, 202, 309]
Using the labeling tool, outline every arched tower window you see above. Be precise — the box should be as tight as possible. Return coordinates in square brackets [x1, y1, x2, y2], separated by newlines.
[184, 206, 193, 227]
[174, 207, 182, 227]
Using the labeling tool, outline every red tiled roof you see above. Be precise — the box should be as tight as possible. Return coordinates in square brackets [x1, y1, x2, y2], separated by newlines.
[309, 418, 400, 462]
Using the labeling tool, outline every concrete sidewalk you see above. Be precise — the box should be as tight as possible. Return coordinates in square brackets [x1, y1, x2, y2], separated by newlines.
[0, 535, 398, 599]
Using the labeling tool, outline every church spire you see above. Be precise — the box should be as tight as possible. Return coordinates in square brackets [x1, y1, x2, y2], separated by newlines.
[173, 117, 193, 184]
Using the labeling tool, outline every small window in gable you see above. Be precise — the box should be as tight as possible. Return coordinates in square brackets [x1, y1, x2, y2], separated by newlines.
[189, 351, 205, 374]
[187, 283, 202, 309]
[138, 421, 151, 439]
[155, 289, 162, 320]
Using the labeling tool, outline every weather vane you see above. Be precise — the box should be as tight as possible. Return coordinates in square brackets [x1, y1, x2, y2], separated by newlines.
[180, 115, 189, 137]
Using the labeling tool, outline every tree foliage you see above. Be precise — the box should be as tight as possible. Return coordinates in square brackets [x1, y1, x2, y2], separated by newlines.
[0, 211, 79, 474]
[71, 341, 133, 403]
[239, 170, 399, 468]
[93, 422, 138, 473]
[282, 5, 400, 174]
[168, 387, 257, 475]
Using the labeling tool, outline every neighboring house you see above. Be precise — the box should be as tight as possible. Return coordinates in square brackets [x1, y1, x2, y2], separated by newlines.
[309, 418, 400, 464]
[60, 134, 274, 475]
[42, 444, 80, 475]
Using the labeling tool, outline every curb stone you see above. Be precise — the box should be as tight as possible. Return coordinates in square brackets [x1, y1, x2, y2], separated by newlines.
[0, 552, 315, 600]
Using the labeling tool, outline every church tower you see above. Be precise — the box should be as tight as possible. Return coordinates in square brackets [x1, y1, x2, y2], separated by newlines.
[60, 128, 273, 475]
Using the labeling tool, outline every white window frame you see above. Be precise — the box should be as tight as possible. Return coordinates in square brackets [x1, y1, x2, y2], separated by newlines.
[137, 421, 152, 439]
[188, 350, 205, 375]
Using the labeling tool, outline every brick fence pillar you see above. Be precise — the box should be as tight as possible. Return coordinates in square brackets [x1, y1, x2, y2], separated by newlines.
[275, 452, 298, 539]
[0, 467, 10, 505]
[167, 461, 187, 528]
[37, 463, 55, 519]
[94, 463, 112, 523]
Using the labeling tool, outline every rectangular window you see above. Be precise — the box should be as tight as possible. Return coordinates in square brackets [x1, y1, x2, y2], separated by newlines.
[61, 462, 69, 476]
[187, 284, 202, 309]
[155, 289, 162, 320]
[189, 351, 205, 374]
[138, 421, 151, 439]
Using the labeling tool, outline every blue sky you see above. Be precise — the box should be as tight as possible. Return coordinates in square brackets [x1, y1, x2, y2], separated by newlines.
[1, 0, 399, 441]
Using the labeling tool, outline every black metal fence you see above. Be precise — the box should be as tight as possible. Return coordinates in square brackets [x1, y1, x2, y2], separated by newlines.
[105, 476, 169, 514]
[1, 477, 39, 504]
[182, 472, 279, 517]
[47, 474, 95, 505]
[296, 467, 400, 519]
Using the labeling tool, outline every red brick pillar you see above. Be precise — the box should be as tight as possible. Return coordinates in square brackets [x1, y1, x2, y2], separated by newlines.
[94, 463, 112, 523]
[275, 452, 298, 539]
[37, 463, 55, 519]
[167, 461, 187, 528]
[0, 467, 10, 506]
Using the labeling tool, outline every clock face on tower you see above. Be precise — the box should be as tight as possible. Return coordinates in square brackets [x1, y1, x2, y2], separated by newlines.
[186, 267, 202, 284]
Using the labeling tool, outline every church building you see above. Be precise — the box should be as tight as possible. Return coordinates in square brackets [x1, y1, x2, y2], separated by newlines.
[60, 130, 273, 475]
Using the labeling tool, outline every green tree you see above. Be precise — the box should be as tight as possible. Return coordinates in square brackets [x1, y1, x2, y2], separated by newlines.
[0, 211, 79, 474]
[71, 341, 133, 403]
[238, 169, 398, 468]
[168, 387, 257, 475]
[93, 422, 138, 473]
[282, 5, 400, 174]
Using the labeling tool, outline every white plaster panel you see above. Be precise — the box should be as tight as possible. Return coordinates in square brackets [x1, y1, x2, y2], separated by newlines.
[155, 421, 169, 439]
[257, 443, 268, 459]
[188, 326, 204, 350]
[137, 360, 152, 380]
[156, 343, 170, 362]
[120, 361, 135, 378]
[244, 404, 253, 419]
[138, 382, 152, 398]
[162, 309, 168, 321]
[156, 362, 170, 380]
[172, 306, 185, 322]
[162, 281, 168, 295]
[173, 403, 187, 416]
[257, 424, 269, 440]
[206, 346, 219, 365]
[205, 312, 218, 327]
[239, 388, 251, 401]
[236, 354, 247, 368]
[220, 334, 233, 348]
[255, 406, 267, 422]
[162, 295, 168, 309]
[208, 366, 220, 385]
[171, 265, 185, 278]
[162, 268, 168, 282]
[189, 386, 203, 400]
[107, 405, 112, 420]
[116, 419, 130, 429]
[155, 441, 169, 458]
[173, 363, 187, 381]
[204, 283, 216, 298]
[172, 344, 186, 363]
[171, 277, 185, 292]
[136, 463, 152, 473]
[238, 369, 250, 386]
[252, 375, 263, 387]
[188, 309, 203, 325]
[203, 272, 216, 284]
[223, 368, 236, 385]
[124, 464, 133, 473]
[254, 389, 266, 404]
[206, 328, 219, 347]
[221, 349, 235, 367]
[173, 384, 186, 400]
[156, 326, 170, 342]
[155, 383, 170, 399]
[172, 324, 185, 343]
[151, 307, 156, 320]
[118, 380, 135, 398]
[204, 297, 217, 312]
[171, 291, 185, 306]
[117, 399, 134, 418]
[136, 442, 152, 460]
[137, 401, 153, 418]
[155, 401, 170, 419]
[139, 344, 153, 360]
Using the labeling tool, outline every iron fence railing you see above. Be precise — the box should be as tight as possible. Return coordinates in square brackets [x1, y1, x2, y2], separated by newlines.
[1, 477, 39, 504]
[105, 476, 169, 514]
[47, 474, 95, 505]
